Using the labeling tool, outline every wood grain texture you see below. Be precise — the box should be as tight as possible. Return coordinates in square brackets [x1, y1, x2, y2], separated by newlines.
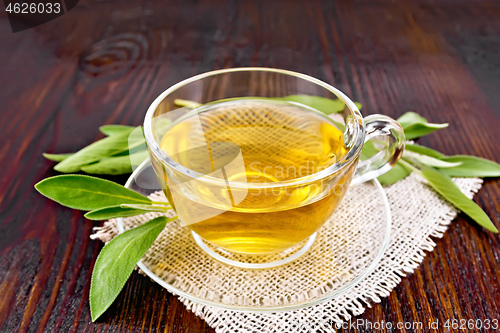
[1, 0, 499, 332]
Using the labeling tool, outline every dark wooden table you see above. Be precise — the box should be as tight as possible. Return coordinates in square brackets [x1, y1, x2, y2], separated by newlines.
[1, 0, 500, 332]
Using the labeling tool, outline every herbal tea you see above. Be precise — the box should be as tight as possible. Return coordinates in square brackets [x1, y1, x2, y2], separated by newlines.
[156, 99, 356, 254]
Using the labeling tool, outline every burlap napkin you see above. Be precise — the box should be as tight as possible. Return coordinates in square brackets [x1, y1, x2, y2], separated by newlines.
[91, 173, 482, 332]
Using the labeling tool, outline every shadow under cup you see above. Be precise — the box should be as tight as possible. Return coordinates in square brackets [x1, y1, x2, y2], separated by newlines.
[143, 68, 404, 260]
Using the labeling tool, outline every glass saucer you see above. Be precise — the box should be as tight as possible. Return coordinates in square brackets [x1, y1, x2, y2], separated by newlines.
[117, 160, 391, 313]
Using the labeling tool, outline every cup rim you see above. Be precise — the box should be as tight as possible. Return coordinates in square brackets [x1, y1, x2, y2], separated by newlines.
[143, 67, 366, 189]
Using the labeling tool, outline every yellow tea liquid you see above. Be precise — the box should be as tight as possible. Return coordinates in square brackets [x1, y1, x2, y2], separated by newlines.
[157, 99, 354, 254]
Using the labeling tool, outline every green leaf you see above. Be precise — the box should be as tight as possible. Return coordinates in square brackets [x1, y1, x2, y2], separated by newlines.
[420, 167, 498, 233]
[90, 216, 171, 321]
[43, 153, 74, 162]
[360, 137, 391, 161]
[397, 112, 448, 140]
[279, 95, 362, 114]
[34, 175, 151, 211]
[81, 150, 149, 175]
[84, 205, 153, 220]
[377, 162, 412, 185]
[54, 128, 145, 173]
[405, 144, 446, 159]
[397, 112, 428, 128]
[84, 203, 172, 220]
[121, 204, 171, 212]
[438, 155, 500, 178]
[403, 124, 449, 140]
[360, 140, 379, 161]
[403, 151, 461, 168]
[99, 124, 135, 136]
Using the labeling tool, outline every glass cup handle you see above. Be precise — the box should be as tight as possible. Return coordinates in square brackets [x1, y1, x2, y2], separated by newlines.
[350, 114, 405, 186]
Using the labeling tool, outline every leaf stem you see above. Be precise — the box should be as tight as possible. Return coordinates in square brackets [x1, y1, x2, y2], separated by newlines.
[399, 158, 422, 176]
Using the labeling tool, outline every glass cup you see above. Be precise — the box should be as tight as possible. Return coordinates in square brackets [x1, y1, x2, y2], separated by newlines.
[144, 68, 404, 265]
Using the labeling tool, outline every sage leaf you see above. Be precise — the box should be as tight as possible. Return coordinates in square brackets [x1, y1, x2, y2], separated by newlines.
[99, 124, 135, 136]
[420, 167, 498, 233]
[438, 155, 500, 178]
[397, 112, 428, 128]
[84, 205, 155, 220]
[35, 175, 151, 210]
[81, 150, 149, 175]
[121, 204, 171, 212]
[43, 153, 73, 162]
[279, 95, 362, 114]
[403, 151, 461, 168]
[405, 144, 446, 159]
[360, 137, 391, 161]
[54, 128, 145, 173]
[403, 124, 449, 140]
[360, 140, 379, 161]
[90, 216, 171, 321]
[377, 162, 412, 185]
[397, 112, 448, 140]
